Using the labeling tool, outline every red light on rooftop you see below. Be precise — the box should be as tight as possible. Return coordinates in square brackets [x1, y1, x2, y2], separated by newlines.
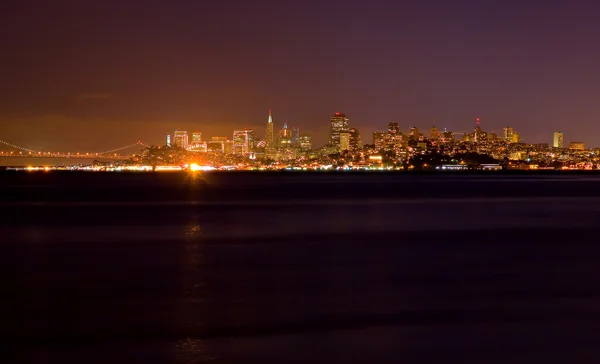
[335, 112, 340, 115]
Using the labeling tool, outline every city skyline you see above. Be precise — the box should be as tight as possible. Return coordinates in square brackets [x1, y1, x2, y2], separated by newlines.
[3, 1, 600, 150]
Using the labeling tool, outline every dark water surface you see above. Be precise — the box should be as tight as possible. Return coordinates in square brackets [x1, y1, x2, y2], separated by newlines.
[4, 172, 600, 363]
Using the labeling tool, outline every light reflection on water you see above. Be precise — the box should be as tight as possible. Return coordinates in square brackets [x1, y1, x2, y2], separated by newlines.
[173, 338, 216, 363]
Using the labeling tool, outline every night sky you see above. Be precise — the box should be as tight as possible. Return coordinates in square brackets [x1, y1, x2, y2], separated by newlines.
[2, 0, 600, 151]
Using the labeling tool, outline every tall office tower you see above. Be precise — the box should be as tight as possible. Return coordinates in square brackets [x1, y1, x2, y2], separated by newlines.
[511, 132, 521, 144]
[442, 131, 454, 143]
[299, 135, 312, 151]
[429, 123, 439, 140]
[329, 112, 350, 147]
[472, 118, 487, 142]
[233, 129, 254, 155]
[553, 132, 564, 148]
[502, 127, 514, 142]
[349, 128, 361, 151]
[339, 132, 351, 152]
[292, 126, 300, 146]
[373, 131, 386, 151]
[265, 109, 274, 149]
[279, 123, 292, 148]
[166, 134, 171, 146]
[173, 130, 188, 149]
[388, 122, 399, 136]
[408, 126, 419, 140]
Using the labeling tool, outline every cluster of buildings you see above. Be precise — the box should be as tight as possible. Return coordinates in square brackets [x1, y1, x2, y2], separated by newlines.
[156, 111, 595, 169]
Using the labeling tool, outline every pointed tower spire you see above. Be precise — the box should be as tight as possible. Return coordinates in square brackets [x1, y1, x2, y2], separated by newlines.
[268, 109, 273, 124]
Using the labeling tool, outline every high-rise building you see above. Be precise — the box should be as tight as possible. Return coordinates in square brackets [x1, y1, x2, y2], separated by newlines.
[503, 127, 514, 143]
[339, 132, 350, 152]
[166, 134, 171, 147]
[173, 130, 188, 149]
[279, 123, 292, 148]
[188, 131, 203, 150]
[408, 127, 419, 140]
[292, 127, 300, 146]
[553, 132, 564, 148]
[233, 129, 254, 155]
[299, 135, 312, 151]
[373, 132, 386, 151]
[329, 112, 350, 147]
[349, 128, 361, 151]
[429, 123, 439, 140]
[265, 110, 274, 149]
[388, 123, 399, 136]
[511, 132, 520, 144]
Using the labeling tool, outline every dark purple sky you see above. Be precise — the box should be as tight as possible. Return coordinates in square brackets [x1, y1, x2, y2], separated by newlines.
[2, 0, 600, 150]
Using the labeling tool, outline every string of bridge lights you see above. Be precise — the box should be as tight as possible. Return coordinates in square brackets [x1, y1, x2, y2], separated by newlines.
[0, 140, 149, 155]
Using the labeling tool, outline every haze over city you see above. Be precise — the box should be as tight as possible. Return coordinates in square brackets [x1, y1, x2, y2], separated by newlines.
[2, 0, 600, 151]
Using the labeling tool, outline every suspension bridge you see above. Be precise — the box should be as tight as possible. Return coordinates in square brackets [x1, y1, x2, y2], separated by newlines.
[0, 140, 150, 159]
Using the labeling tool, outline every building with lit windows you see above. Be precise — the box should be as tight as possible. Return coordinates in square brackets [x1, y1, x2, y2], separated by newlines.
[329, 112, 350, 147]
[279, 123, 292, 148]
[349, 128, 361, 151]
[173, 130, 188, 149]
[503, 127, 514, 143]
[339, 131, 350, 152]
[553, 132, 564, 148]
[166, 134, 171, 146]
[373, 132, 386, 151]
[298, 135, 312, 152]
[429, 123, 439, 140]
[292, 127, 300, 146]
[233, 129, 255, 156]
[569, 142, 585, 151]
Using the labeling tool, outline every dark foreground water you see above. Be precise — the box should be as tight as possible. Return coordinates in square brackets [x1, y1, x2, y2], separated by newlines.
[4, 172, 600, 363]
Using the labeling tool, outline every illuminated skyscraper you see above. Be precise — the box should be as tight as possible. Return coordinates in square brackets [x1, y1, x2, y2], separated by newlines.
[373, 132, 386, 151]
[553, 132, 564, 148]
[166, 134, 171, 147]
[339, 132, 350, 152]
[265, 110, 274, 149]
[429, 123, 439, 140]
[511, 132, 520, 144]
[408, 127, 419, 140]
[503, 127, 514, 142]
[173, 130, 188, 149]
[349, 128, 361, 151]
[329, 112, 350, 147]
[299, 135, 312, 151]
[279, 123, 292, 148]
[388, 123, 399, 135]
[233, 129, 255, 156]
[292, 126, 300, 146]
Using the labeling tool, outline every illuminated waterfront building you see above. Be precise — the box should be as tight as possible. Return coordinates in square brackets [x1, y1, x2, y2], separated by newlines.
[339, 131, 350, 152]
[173, 130, 188, 149]
[373, 132, 386, 151]
[569, 142, 585, 151]
[349, 128, 361, 151]
[329, 112, 350, 147]
[553, 132, 564, 148]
